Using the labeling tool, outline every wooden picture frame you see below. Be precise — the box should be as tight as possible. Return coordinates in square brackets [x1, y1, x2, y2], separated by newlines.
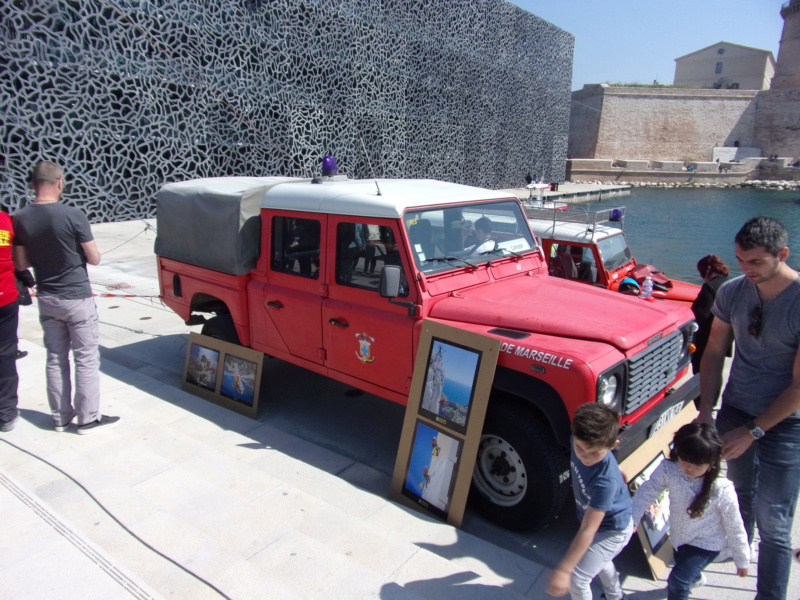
[619, 400, 698, 580]
[391, 320, 499, 528]
[182, 332, 264, 418]
[629, 452, 671, 555]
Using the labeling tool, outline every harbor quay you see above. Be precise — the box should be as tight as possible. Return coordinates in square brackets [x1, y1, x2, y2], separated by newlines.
[502, 177, 800, 207]
[1, 204, 798, 599]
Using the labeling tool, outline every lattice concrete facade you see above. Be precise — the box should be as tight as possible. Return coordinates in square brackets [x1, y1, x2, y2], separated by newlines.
[0, 1, 573, 222]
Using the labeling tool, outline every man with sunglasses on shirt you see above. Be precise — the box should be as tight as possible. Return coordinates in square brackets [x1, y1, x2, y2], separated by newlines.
[698, 216, 800, 600]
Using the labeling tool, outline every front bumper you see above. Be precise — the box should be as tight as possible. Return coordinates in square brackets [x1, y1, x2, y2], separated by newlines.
[614, 374, 700, 464]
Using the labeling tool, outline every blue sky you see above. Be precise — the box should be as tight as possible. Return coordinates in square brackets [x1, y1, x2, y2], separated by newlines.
[508, 1, 786, 91]
[432, 340, 480, 405]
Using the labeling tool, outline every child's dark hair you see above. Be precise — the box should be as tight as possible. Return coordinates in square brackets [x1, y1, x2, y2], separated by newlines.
[669, 423, 722, 518]
[572, 403, 620, 449]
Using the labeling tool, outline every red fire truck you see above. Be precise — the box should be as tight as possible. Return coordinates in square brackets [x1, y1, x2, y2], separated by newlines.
[526, 205, 701, 303]
[156, 168, 699, 531]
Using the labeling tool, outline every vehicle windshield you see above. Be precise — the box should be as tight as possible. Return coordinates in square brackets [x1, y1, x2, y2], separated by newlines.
[404, 200, 537, 274]
[597, 232, 633, 271]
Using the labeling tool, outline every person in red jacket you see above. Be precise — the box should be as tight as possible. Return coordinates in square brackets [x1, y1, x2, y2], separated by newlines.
[0, 209, 20, 432]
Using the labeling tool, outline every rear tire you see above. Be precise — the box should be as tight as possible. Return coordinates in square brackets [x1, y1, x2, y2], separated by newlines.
[201, 314, 240, 345]
[470, 399, 570, 531]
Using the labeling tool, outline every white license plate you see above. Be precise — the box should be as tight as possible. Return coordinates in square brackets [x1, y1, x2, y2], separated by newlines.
[649, 401, 684, 438]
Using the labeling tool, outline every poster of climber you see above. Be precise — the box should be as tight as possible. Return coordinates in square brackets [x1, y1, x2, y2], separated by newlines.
[618, 400, 697, 580]
[183, 332, 264, 418]
[391, 320, 499, 528]
[400, 420, 462, 520]
[418, 337, 482, 435]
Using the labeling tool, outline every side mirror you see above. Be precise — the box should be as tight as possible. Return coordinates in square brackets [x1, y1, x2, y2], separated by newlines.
[380, 265, 418, 317]
[380, 265, 402, 298]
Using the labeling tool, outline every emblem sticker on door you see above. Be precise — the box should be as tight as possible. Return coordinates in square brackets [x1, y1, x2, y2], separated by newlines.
[356, 332, 376, 363]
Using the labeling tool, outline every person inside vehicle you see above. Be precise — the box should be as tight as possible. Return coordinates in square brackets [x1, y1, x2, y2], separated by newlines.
[465, 217, 497, 256]
[569, 246, 585, 269]
[550, 244, 578, 279]
[618, 277, 640, 296]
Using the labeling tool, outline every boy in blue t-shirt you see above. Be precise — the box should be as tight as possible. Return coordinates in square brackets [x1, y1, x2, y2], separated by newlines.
[547, 404, 633, 600]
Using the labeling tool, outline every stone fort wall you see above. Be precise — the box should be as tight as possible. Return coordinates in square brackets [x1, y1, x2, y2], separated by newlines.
[0, 0, 573, 222]
[754, 88, 800, 156]
[569, 86, 760, 162]
[569, 85, 800, 165]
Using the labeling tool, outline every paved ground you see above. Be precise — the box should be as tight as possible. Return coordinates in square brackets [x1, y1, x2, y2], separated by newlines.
[1, 216, 798, 599]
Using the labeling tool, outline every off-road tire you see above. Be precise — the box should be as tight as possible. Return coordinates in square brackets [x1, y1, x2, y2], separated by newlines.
[201, 314, 240, 345]
[470, 400, 570, 531]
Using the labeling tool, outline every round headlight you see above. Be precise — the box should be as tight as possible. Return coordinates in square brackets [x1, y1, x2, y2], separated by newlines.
[598, 374, 619, 406]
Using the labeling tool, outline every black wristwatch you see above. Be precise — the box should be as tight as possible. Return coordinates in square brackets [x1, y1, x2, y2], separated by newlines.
[745, 420, 766, 439]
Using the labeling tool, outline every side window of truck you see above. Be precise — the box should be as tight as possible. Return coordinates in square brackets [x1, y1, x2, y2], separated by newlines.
[335, 222, 408, 296]
[549, 244, 596, 282]
[271, 216, 321, 279]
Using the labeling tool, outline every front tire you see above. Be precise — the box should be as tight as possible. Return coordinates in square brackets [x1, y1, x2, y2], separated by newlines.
[470, 400, 570, 531]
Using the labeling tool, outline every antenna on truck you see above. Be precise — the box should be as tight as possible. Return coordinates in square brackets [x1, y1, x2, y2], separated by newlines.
[360, 137, 376, 177]
[358, 138, 382, 195]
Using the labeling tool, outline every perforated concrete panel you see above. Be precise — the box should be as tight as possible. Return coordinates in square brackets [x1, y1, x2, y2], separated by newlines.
[1, 0, 573, 222]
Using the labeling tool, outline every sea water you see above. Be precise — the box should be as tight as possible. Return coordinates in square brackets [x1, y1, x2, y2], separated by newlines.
[591, 186, 800, 284]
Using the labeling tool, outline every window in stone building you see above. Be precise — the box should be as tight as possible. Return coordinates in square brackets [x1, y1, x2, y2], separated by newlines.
[715, 61, 723, 74]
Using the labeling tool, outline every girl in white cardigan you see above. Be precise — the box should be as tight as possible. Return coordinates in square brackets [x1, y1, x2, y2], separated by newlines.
[631, 423, 749, 600]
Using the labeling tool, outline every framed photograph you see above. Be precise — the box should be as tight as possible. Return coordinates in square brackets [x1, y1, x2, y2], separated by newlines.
[182, 332, 264, 418]
[618, 400, 697, 580]
[418, 337, 482, 435]
[391, 320, 500, 528]
[220, 354, 259, 407]
[186, 342, 220, 391]
[400, 420, 462, 521]
[629, 453, 671, 555]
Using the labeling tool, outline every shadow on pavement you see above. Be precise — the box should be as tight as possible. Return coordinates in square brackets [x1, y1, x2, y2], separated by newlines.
[381, 571, 528, 599]
[96, 332, 662, 595]
[98, 334, 405, 485]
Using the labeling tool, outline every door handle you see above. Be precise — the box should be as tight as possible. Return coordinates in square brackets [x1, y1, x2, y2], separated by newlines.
[328, 318, 348, 328]
[267, 300, 283, 309]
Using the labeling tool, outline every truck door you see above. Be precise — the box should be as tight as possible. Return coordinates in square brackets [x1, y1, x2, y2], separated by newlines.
[255, 213, 326, 365]
[322, 219, 416, 397]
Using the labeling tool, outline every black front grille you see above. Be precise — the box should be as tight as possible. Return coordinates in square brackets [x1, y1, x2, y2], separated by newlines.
[624, 331, 684, 414]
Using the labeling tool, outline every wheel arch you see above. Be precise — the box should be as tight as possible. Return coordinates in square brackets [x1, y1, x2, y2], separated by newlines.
[490, 366, 572, 451]
[190, 293, 250, 347]
[190, 291, 231, 316]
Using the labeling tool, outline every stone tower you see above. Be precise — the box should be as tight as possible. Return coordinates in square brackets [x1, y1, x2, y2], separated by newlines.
[771, 0, 800, 89]
[754, 0, 800, 157]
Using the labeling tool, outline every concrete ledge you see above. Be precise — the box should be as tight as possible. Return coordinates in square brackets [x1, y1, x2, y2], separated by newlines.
[568, 169, 752, 184]
[574, 159, 613, 170]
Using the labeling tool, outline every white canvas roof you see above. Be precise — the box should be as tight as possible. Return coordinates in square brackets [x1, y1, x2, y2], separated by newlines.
[261, 178, 514, 218]
[156, 176, 517, 274]
[527, 218, 623, 244]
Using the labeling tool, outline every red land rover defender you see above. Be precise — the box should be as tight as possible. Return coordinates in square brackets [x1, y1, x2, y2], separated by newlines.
[156, 172, 699, 531]
[526, 205, 701, 303]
